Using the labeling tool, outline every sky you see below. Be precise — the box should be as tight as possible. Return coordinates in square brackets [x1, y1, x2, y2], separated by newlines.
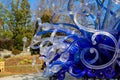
[29, 0, 37, 10]
[0, 0, 38, 10]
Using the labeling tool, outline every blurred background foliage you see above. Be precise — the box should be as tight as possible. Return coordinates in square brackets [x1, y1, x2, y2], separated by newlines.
[0, 0, 53, 51]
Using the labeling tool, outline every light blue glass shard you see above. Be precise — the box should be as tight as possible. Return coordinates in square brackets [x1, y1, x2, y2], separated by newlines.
[112, 0, 120, 4]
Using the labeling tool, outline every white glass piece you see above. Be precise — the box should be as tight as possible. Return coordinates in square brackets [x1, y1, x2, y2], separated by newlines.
[50, 29, 57, 42]
[40, 46, 49, 55]
[39, 56, 46, 60]
[81, 5, 90, 16]
[68, 66, 73, 74]
[90, 48, 95, 53]
[117, 60, 120, 66]
[59, 24, 63, 28]
[51, 65, 62, 73]
[37, 18, 42, 26]
[32, 56, 36, 67]
[43, 67, 50, 77]
[46, 48, 56, 63]
[60, 52, 69, 62]
[113, 0, 120, 4]
[89, 48, 99, 64]
[42, 23, 52, 31]
[74, 11, 97, 33]
[98, 44, 115, 52]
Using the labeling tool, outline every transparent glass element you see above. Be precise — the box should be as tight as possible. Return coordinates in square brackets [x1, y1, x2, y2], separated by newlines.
[40, 40, 53, 55]
[46, 47, 56, 63]
[50, 29, 57, 42]
[60, 52, 69, 62]
[112, 0, 120, 4]
[51, 65, 62, 73]
[98, 44, 115, 52]
[42, 23, 52, 31]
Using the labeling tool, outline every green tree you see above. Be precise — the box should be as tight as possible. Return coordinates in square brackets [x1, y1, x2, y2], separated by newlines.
[10, 0, 31, 31]
[0, 0, 33, 51]
[10, 0, 32, 50]
[20, 0, 31, 27]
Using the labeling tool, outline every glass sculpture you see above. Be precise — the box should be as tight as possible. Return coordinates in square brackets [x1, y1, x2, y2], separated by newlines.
[30, 0, 120, 79]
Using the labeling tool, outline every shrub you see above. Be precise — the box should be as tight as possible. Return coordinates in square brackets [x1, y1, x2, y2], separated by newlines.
[0, 30, 13, 39]
[0, 58, 4, 62]
[4, 55, 11, 58]
[3, 31, 13, 39]
[12, 49, 21, 55]
[13, 34, 23, 50]
[28, 60, 32, 64]
[19, 59, 33, 65]
[20, 61, 25, 65]
[23, 59, 28, 62]
[0, 39, 14, 50]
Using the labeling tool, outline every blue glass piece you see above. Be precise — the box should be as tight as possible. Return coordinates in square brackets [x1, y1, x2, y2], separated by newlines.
[103, 66, 115, 78]
[95, 70, 104, 78]
[68, 66, 86, 78]
[87, 69, 96, 77]
[101, 0, 112, 29]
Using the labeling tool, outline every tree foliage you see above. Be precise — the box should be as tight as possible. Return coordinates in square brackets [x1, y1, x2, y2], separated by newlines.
[0, 0, 33, 51]
[9, 0, 32, 50]
[20, 0, 31, 27]
[0, 39, 14, 50]
[0, 0, 58, 51]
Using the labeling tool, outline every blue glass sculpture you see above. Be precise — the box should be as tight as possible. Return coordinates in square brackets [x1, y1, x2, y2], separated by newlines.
[30, 0, 120, 79]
